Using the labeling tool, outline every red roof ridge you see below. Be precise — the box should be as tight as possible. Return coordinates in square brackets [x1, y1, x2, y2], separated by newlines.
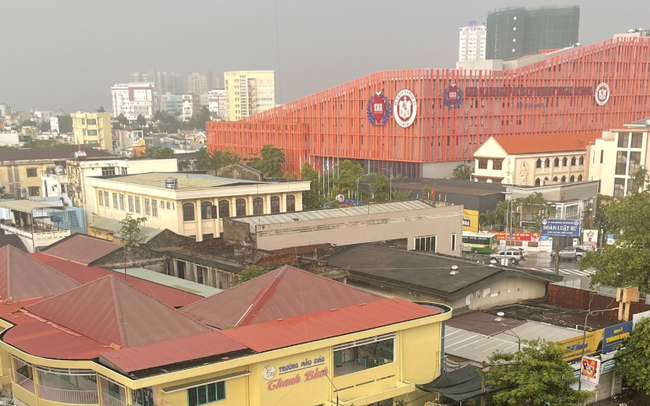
[235, 267, 286, 327]
[18, 309, 83, 337]
[110, 276, 129, 347]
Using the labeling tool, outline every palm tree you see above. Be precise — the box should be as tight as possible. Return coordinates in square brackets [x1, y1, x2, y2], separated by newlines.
[451, 164, 473, 181]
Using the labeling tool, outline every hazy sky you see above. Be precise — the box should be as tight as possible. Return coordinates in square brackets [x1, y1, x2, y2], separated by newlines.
[1, 0, 648, 113]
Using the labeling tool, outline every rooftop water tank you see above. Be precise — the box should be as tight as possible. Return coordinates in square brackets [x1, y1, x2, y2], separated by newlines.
[165, 177, 178, 190]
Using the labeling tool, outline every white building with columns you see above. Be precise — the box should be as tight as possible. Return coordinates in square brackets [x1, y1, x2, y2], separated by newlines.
[83, 172, 310, 241]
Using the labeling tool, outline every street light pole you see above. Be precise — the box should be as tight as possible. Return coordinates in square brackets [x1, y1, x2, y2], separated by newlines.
[380, 167, 393, 202]
[496, 312, 521, 351]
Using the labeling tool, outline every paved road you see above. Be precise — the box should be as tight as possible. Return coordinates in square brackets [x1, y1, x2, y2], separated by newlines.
[465, 251, 593, 280]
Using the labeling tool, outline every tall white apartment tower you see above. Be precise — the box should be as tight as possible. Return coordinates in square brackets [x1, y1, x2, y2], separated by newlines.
[458, 21, 487, 62]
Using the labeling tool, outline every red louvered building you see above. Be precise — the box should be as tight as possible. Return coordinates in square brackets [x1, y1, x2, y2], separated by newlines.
[207, 34, 650, 177]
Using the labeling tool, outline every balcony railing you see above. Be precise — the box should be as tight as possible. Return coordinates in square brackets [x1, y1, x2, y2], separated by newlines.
[38, 385, 99, 404]
[102, 392, 127, 406]
[12, 369, 35, 394]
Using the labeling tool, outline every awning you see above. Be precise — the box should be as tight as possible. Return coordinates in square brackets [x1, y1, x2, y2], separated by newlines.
[0, 200, 64, 214]
[417, 365, 484, 402]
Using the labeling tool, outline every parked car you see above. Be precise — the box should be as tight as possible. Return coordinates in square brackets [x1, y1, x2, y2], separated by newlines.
[490, 249, 523, 264]
[550, 246, 587, 261]
[575, 244, 597, 252]
[507, 247, 528, 258]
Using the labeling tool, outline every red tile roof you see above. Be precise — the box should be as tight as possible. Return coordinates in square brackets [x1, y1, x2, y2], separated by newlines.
[485, 132, 601, 155]
[42, 234, 122, 265]
[221, 298, 439, 352]
[181, 265, 384, 328]
[99, 331, 248, 373]
[0, 246, 80, 301]
[31, 253, 200, 307]
[1, 300, 110, 360]
[25, 275, 212, 348]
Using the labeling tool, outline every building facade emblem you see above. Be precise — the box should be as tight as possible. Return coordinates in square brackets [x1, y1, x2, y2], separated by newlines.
[443, 83, 463, 108]
[394, 89, 417, 128]
[262, 365, 277, 380]
[594, 82, 610, 106]
[366, 90, 391, 126]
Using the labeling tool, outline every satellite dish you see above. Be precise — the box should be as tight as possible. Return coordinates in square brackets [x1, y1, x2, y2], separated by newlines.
[644, 118, 650, 128]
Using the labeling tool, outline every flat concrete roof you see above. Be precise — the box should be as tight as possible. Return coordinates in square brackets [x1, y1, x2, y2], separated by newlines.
[94, 173, 262, 190]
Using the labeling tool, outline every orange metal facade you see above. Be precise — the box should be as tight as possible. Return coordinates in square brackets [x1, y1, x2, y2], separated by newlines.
[207, 36, 650, 176]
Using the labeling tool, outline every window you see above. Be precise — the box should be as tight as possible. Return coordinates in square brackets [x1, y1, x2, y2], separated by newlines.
[26, 168, 38, 177]
[87, 119, 97, 125]
[614, 178, 625, 198]
[536, 159, 542, 169]
[144, 198, 151, 215]
[99, 190, 104, 206]
[631, 133, 643, 148]
[118, 194, 124, 210]
[253, 197, 264, 215]
[270, 196, 280, 214]
[554, 158, 560, 167]
[286, 195, 296, 212]
[478, 159, 488, 169]
[415, 235, 437, 252]
[213, 201, 229, 219]
[132, 387, 155, 406]
[102, 167, 116, 177]
[201, 201, 213, 219]
[615, 151, 628, 175]
[553, 176, 558, 182]
[104, 191, 109, 206]
[561, 176, 566, 183]
[333, 334, 395, 377]
[451, 234, 457, 251]
[112, 193, 118, 209]
[600, 150, 604, 164]
[492, 159, 503, 170]
[188, 381, 226, 406]
[629, 151, 642, 176]
[128, 196, 134, 212]
[535, 178, 541, 186]
[183, 203, 195, 221]
[166, 202, 170, 209]
[618, 132, 630, 148]
[570, 175, 575, 182]
[578, 174, 583, 182]
[152, 200, 158, 217]
[571, 157, 576, 166]
[545, 158, 550, 168]
[134, 197, 141, 214]
[236, 199, 247, 217]
[579, 156, 585, 166]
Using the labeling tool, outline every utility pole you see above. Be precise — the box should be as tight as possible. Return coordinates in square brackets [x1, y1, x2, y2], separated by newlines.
[554, 237, 561, 276]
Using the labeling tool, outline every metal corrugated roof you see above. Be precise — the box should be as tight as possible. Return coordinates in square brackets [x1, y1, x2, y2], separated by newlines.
[0, 245, 80, 300]
[110, 268, 222, 297]
[31, 253, 201, 307]
[98, 172, 260, 190]
[221, 298, 439, 352]
[0, 146, 111, 162]
[0, 200, 64, 213]
[90, 217, 163, 243]
[99, 331, 248, 373]
[42, 234, 122, 265]
[233, 200, 434, 232]
[25, 275, 212, 348]
[181, 265, 384, 328]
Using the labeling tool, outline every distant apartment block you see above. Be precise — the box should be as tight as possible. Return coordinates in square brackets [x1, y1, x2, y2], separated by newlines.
[459, 21, 487, 62]
[223, 70, 275, 121]
[71, 112, 113, 151]
[208, 89, 226, 119]
[187, 72, 215, 96]
[181, 94, 201, 122]
[111, 82, 156, 121]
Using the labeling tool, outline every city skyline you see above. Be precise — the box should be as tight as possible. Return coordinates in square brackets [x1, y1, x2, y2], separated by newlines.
[1, 0, 648, 113]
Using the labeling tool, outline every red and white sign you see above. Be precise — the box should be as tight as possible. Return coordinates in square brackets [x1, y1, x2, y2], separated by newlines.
[580, 356, 601, 386]
[394, 89, 417, 128]
[492, 232, 540, 242]
[594, 82, 610, 106]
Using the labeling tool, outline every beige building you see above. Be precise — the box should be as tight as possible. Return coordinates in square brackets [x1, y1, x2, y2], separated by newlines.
[472, 132, 600, 186]
[225, 200, 464, 255]
[84, 172, 310, 241]
[187, 71, 214, 95]
[223, 70, 275, 121]
[71, 112, 113, 151]
[587, 118, 650, 197]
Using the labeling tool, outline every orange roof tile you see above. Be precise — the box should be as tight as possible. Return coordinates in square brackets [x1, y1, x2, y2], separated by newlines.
[484, 132, 601, 155]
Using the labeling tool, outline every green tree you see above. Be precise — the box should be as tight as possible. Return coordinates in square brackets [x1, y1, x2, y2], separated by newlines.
[185, 106, 212, 131]
[485, 339, 589, 406]
[336, 160, 364, 195]
[451, 164, 473, 181]
[248, 145, 286, 178]
[152, 147, 175, 159]
[116, 114, 130, 128]
[39, 121, 51, 132]
[23, 139, 69, 149]
[630, 165, 649, 193]
[136, 114, 147, 127]
[391, 189, 411, 201]
[301, 163, 326, 210]
[364, 173, 390, 202]
[617, 317, 650, 392]
[232, 265, 268, 286]
[152, 111, 181, 133]
[196, 148, 222, 171]
[56, 115, 73, 132]
[0, 186, 12, 199]
[580, 191, 650, 293]
[119, 213, 147, 246]
[220, 146, 241, 167]
[97, 106, 105, 113]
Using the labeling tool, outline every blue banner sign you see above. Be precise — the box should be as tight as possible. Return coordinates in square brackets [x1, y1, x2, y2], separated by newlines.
[541, 219, 581, 237]
[602, 321, 633, 354]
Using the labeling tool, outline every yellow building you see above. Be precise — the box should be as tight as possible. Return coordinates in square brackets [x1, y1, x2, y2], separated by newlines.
[84, 172, 311, 241]
[223, 71, 275, 121]
[71, 112, 113, 151]
[0, 146, 111, 198]
[0, 247, 452, 406]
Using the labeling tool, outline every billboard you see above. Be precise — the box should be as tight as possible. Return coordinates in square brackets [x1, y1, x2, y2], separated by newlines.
[582, 229, 599, 247]
[557, 329, 604, 362]
[602, 321, 633, 353]
[541, 219, 581, 237]
[463, 209, 479, 233]
[580, 356, 601, 386]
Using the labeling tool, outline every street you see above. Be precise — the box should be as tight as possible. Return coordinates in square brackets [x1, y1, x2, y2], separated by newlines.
[465, 251, 594, 281]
